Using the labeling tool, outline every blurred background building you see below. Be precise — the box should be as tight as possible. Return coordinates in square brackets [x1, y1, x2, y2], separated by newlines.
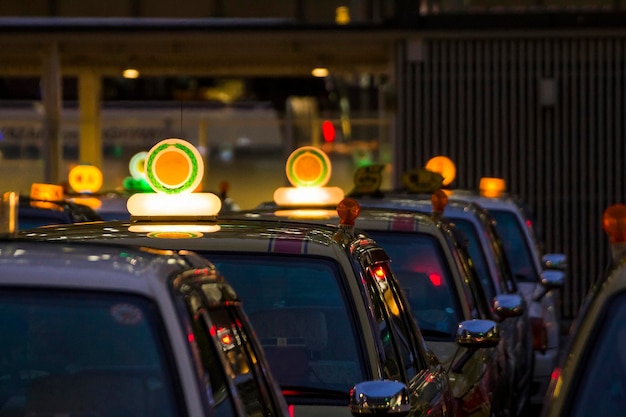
[0, 0, 625, 321]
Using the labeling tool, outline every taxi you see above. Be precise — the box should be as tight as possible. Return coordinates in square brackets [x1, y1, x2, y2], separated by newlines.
[17, 183, 103, 230]
[0, 211, 289, 417]
[422, 156, 565, 405]
[540, 204, 626, 417]
[19, 139, 460, 417]
[236, 148, 519, 417]
[347, 166, 534, 417]
[445, 178, 565, 405]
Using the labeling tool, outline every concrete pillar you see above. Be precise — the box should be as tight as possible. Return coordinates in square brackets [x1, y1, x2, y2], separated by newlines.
[41, 42, 62, 184]
[78, 71, 102, 168]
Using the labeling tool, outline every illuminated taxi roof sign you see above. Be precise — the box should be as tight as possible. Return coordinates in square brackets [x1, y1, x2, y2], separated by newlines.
[274, 146, 344, 207]
[127, 138, 221, 220]
[425, 155, 456, 186]
[479, 177, 506, 198]
[68, 164, 103, 194]
[123, 151, 152, 192]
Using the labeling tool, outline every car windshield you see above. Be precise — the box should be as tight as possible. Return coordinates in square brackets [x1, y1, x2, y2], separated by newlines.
[489, 210, 540, 282]
[365, 231, 462, 339]
[567, 292, 626, 416]
[207, 254, 364, 392]
[0, 290, 182, 417]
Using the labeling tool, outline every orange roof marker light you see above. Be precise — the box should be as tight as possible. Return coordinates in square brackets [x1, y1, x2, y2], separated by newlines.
[431, 189, 448, 219]
[602, 203, 626, 264]
[126, 138, 221, 222]
[273, 146, 345, 207]
[337, 198, 361, 228]
[479, 177, 506, 198]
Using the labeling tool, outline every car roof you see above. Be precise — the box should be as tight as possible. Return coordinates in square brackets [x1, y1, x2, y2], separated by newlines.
[18, 217, 386, 262]
[0, 238, 211, 295]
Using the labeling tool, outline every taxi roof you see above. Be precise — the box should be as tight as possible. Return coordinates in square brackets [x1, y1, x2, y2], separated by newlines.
[0, 238, 200, 295]
[18, 217, 384, 262]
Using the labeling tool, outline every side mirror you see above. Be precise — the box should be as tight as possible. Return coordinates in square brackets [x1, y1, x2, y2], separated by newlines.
[492, 293, 524, 320]
[456, 319, 500, 349]
[451, 319, 499, 374]
[542, 253, 567, 271]
[534, 270, 565, 302]
[349, 380, 411, 417]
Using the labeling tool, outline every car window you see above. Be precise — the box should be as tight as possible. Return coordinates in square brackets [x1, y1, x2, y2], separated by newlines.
[366, 262, 423, 380]
[445, 219, 497, 301]
[0, 290, 183, 417]
[182, 287, 280, 417]
[489, 210, 540, 283]
[365, 231, 462, 338]
[567, 293, 626, 416]
[206, 254, 365, 392]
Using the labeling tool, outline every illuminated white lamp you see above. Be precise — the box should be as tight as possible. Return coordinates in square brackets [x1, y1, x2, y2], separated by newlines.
[479, 177, 506, 198]
[273, 186, 344, 207]
[274, 209, 336, 219]
[311, 67, 329, 78]
[126, 138, 222, 220]
[123, 67, 139, 79]
[425, 155, 456, 186]
[128, 223, 221, 235]
[274, 146, 345, 207]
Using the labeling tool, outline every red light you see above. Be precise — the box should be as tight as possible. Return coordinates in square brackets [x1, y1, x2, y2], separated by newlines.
[373, 266, 386, 280]
[209, 325, 217, 337]
[288, 405, 295, 417]
[551, 367, 561, 381]
[525, 219, 532, 228]
[322, 120, 335, 143]
[188, 333, 195, 343]
[337, 198, 360, 226]
[429, 273, 441, 286]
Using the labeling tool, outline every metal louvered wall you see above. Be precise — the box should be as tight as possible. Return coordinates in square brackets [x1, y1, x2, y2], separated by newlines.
[395, 34, 626, 319]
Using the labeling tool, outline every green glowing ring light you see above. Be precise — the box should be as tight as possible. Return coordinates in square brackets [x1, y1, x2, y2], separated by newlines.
[129, 151, 148, 180]
[145, 138, 204, 194]
[286, 146, 331, 187]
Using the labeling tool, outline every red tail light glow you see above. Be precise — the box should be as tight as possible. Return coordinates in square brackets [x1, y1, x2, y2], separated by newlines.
[429, 273, 442, 286]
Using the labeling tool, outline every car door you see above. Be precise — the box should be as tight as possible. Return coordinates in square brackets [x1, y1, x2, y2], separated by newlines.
[361, 260, 455, 417]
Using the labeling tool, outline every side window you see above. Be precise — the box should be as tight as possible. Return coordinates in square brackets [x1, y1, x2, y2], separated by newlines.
[366, 263, 421, 381]
[202, 304, 278, 417]
[180, 292, 239, 417]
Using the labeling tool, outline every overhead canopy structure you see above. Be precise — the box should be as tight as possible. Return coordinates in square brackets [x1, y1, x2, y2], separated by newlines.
[0, 17, 405, 77]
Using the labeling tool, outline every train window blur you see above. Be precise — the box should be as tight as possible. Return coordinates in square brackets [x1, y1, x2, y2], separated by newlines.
[489, 210, 540, 283]
[567, 293, 626, 416]
[365, 231, 461, 338]
[0, 290, 182, 417]
[206, 254, 364, 392]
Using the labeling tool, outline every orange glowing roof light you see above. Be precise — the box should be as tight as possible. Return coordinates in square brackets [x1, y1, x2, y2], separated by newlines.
[425, 156, 456, 186]
[337, 198, 360, 226]
[602, 204, 626, 243]
[479, 177, 506, 198]
[431, 189, 448, 213]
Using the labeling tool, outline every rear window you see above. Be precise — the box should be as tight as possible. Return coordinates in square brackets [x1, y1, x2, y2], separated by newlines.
[207, 254, 364, 393]
[0, 290, 182, 417]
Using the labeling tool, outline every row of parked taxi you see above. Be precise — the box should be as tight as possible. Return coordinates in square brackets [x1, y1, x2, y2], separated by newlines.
[0, 138, 612, 417]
